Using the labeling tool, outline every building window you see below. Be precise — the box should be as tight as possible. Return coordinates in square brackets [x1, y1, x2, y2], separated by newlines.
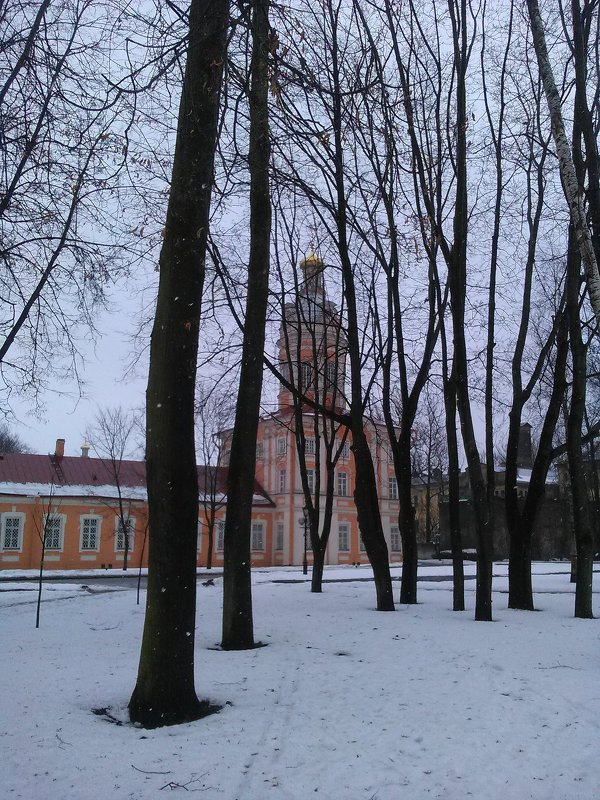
[277, 436, 287, 455]
[359, 533, 366, 552]
[326, 361, 337, 388]
[340, 441, 350, 459]
[116, 517, 135, 551]
[279, 468, 287, 493]
[256, 442, 264, 459]
[389, 475, 398, 500]
[275, 522, 284, 551]
[251, 521, 265, 551]
[338, 523, 349, 552]
[305, 437, 316, 455]
[216, 520, 225, 551]
[80, 516, 100, 551]
[390, 525, 401, 552]
[300, 361, 313, 389]
[338, 471, 348, 497]
[1, 514, 24, 550]
[44, 515, 64, 550]
[306, 468, 315, 493]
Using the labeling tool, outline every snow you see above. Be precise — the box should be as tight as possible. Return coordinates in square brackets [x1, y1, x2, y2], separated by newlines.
[0, 482, 148, 501]
[1, 562, 598, 800]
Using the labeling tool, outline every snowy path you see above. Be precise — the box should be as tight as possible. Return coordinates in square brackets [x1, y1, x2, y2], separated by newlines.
[1, 565, 598, 799]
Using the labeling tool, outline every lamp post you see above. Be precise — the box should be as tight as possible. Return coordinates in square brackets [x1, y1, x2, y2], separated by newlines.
[299, 505, 309, 575]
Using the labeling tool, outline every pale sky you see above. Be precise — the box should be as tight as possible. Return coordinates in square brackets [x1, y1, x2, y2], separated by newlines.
[10, 290, 148, 458]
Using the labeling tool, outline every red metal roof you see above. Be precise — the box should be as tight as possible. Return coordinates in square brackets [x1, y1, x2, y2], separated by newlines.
[0, 453, 274, 505]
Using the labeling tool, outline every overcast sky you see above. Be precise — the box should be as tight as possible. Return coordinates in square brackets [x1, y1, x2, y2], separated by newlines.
[10, 289, 148, 458]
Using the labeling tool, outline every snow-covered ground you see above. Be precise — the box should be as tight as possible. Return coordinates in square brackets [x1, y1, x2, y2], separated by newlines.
[1, 563, 598, 800]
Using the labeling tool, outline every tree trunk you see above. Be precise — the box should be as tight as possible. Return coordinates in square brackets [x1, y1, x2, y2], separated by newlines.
[398, 442, 418, 604]
[311, 545, 325, 593]
[526, 0, 600, 326]
[448, 0, 493, 621]
[221, 0, 271, 650]
[129, 0, 228, 728]
[566, 234, 595, 619]
[206, 521, 213, 571]
[352, 429, 395, 611]
[508, 530, 534, 611]
[445, 368, 465, 611]
[326, 5, 393, 612]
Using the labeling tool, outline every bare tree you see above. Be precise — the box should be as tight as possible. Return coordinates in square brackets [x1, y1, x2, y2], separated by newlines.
[275, 243, 350, 593]
[525, 0, 600, 325]
[195, 384, 234, 570]
[32, 479, 60, 629]
[0, 0, 140, 404]
[221, 0, 273, 650]
[129, 0, 229, 727]
[0, 423, 30, 453]
[86, 406, 140, 571]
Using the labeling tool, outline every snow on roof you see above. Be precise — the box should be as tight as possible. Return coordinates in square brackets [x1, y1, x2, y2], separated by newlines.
[0, 453, 274, 506]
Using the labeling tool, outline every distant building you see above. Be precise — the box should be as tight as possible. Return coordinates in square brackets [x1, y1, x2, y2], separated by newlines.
[438, 424, 570, 559]
[0, 253, 405, 571]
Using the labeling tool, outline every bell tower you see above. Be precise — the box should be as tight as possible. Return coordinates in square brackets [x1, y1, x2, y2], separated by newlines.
[277, 250, 347, 413]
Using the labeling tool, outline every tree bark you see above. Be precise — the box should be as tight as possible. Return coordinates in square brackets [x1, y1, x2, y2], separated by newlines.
[447, 0, 493, 621]
[445, 365, 465, 612]
[129, 0, 228, 728]
[526, 0, 600, 326]
[221, 0, 272, 650]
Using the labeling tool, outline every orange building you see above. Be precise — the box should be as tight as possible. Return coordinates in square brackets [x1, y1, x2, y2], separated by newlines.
[0, 253, 403, 571]
[216, 251, 402, 568]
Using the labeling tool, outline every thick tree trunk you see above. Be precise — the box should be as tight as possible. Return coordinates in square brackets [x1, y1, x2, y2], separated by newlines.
[444, 369, 465, 611]
[352, 429, 394, 611]
[566, 236, 595, 619]
[311, 545, 325, 593]
[506, 313, 568, 610]
[128, 0, 228, 728]
[398, 443, 418, 604]
[221, 0, 271, 650]
[508, 530, 534, 611]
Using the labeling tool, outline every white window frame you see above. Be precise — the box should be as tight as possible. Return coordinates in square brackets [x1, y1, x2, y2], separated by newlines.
[306, 468, 315, 493]
[279, 468, 287, 494]
[305, 437, 316, 455]
[256, 441, 264, 459]
[340, 441, 350, 460]
[80, 515, 101, 552]
[216, 519, 225, 551]
[115, 516, 135, 552]
[337, 471, 348, 497]
[251, 521, 265, 551]
[390, 525, 401, 553]
[338, 523, 349, 552]
[44, 514, 65, 551]
[275, 522, 284, 551]
[389, 475, 398, 500]
[1, 513, 24, 551]
[277, 436, 287, 456]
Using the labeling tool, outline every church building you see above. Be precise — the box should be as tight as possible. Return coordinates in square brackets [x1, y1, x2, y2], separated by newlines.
[0, 253, 403, 571]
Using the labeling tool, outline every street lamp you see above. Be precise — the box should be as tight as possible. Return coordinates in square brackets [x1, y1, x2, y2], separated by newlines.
[299, 505, 309, 575]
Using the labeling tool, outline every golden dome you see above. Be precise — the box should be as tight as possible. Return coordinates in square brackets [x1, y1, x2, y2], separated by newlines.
[300, 249, 324, 270]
